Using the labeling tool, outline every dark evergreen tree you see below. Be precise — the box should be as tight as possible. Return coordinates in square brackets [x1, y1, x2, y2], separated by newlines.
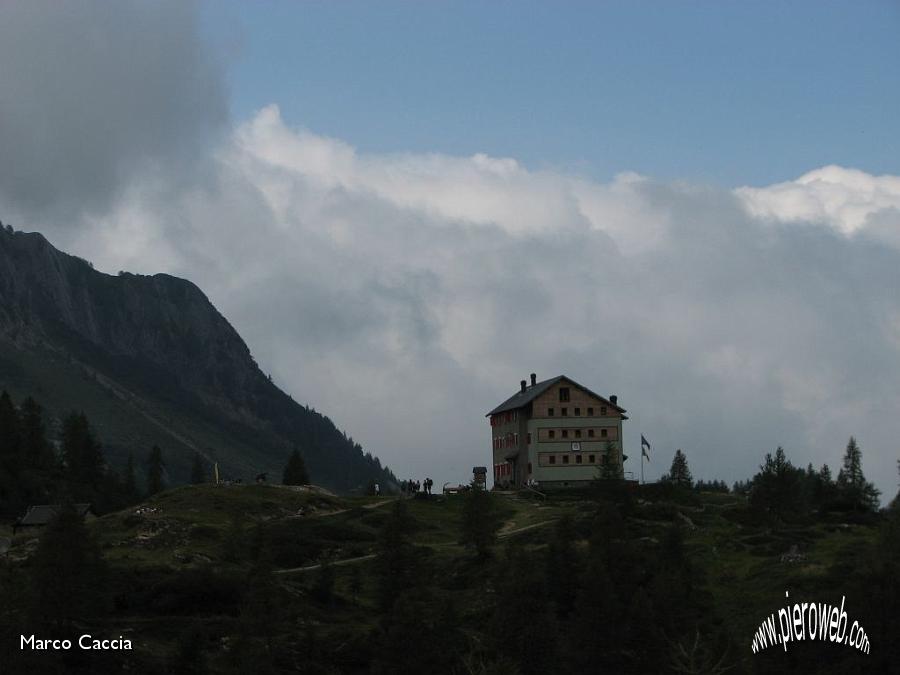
[374, 500, 421, 612]
[749, 446, 808, 521]
[281, 448, 310, 485]
[28, 505, 108, 631]
[190, 452, 206, 485]
[310, 560, 335, 605]
[61, 412, 104, 488]
[348, 565, 363, 603]
[623, 587, 666, 672]
[146, 445, 165, 495]
[372, 591, 464, 675]
[230, 553, 281, 675]
[171, 620, 208, 675]
[459, 483, 501, 560]
[570, 544, 621, 671]
[546, 515, 578, 618]
[836, 436, 880, 512]
[19, 397, 54, 475]
[892, 460, 900, 511]
[665, 449, 693, 487]
[123, 452, 138, 500]
[491, 544, 558, 675]
[0, 390, 22, 476]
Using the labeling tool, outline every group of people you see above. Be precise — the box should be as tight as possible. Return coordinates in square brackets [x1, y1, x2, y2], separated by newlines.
[400, 477, 434, 495]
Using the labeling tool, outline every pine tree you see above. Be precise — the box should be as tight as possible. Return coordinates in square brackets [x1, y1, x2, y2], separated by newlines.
[666, 449, 693, 487]
[491, 544, 558, 675]
[375, 500, 421, 612]
[0, 390, 22, 473]
[19, 397, 54, 473]
[546, 515, 578, 618]
[836, 437, 880, 512]
[190, 452, 206, 485]
[281, 448, 310, 485]
[28, 505, 107, 631]
[61, 412, 104, 488]
[893, 460, 900, 511]
[146, 445, 165, 496]
[123, 453, 138, 500]
[459, 483, 501, 560]
[750, 446, 808, 521]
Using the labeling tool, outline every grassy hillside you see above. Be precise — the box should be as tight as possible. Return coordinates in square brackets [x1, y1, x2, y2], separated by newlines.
[2, 483, 894, 674]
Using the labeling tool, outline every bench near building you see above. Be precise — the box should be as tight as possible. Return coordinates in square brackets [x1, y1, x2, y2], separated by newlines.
[487, 374, 627, 489]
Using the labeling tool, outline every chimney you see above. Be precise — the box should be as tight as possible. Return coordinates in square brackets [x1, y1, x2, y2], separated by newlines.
[530, 373, 537, 386]
[609, 394, 618, 406]
[520, 380, 527, 393]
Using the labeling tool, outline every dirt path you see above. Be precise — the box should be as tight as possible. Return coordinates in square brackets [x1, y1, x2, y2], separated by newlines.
[288, 496, 399, 521]
[274, 516, 557, 575]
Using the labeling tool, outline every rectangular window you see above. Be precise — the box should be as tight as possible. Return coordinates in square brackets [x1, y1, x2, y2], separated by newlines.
[562, 455, 570, 464]
[527, 432, 532, 444]
[601, 429, 608, 438]
[548, 430, 555, 439]
[527, 462, 532, 474]
[561, 407, 568, 416]
[587, 407, 594, 416]
[576, 455, 583, 464]
[575, 429, 582, 439]
[559, 387, 570, 402]
[549, 455, 556, 465]
[562, 429, 569, 439]
[588, 429, 595, 438]
[588, 454, 595, 463]
[574, 407, 581, 416]
[600, 406, 607, 415]
[548, 407, 555, 417]
[514, 433, 519, 446]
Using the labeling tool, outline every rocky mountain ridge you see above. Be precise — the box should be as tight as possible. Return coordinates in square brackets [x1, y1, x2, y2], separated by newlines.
[0, 225, 393, 492]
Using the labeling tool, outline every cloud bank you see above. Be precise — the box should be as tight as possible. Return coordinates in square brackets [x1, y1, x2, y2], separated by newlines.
[2, 4, 899, 500]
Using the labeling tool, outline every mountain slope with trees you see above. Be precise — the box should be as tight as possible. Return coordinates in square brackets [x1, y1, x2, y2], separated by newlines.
[0, 225, 394, 492]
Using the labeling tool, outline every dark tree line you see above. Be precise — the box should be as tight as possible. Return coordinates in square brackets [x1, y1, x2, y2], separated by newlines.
[660, 439, 884, 519]
[748, 438, 880, 522]
[0, 390, 176, 517]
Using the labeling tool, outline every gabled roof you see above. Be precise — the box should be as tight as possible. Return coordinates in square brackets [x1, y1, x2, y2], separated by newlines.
[17, 504, 92, 526]
[486, 375, 626, 416]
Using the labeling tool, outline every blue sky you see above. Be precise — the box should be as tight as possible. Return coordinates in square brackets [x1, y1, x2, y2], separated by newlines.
[204, 1, 900, 186]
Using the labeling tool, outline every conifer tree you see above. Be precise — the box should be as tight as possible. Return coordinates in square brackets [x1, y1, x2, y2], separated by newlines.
[28, 505, 107, 631]
[0, 390, 22, 473]
[750, 446, 807, 521]
[546, 515, 578, 618]
[61, 412, 104, 488]
[146, 445, 165, 495]
[123, 452, 138, 500]
[836, 437, 880, 511]
[459, 482, 501, 560]
[190, 452, 206, 485]
[281, 448, 310, 485]
[375, 500, 420, 612]
[491, 544, 558, 675]
[666, 449, 693, 487]
[19, 397, 53, 472]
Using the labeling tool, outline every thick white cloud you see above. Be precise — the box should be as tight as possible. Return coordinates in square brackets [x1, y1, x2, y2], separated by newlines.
[736, 165, 900, 236]
[36, 105, 896, 502]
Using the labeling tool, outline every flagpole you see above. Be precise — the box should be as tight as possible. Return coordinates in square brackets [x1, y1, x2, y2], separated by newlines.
[641, 451, 644, 485]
